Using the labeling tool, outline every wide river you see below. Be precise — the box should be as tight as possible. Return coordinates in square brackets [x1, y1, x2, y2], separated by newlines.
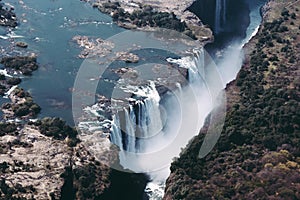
[1, 0, 123, 124]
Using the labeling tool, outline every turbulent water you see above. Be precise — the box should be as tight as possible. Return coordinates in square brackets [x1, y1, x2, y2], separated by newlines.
[110, 81, 163, 153]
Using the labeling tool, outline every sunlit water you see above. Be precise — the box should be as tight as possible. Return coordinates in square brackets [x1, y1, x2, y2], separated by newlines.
[0, 0, 123, 124]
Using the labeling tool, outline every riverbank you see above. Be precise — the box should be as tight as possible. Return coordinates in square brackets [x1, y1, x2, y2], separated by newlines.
[164, 0, 300, 199]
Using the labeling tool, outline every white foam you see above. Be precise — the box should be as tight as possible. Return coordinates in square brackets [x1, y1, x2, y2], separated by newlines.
[4, 85, 18, 98]
[0, 35, 9, 40]
[7, 32, 24, 38]
[0, 69, 13, 77]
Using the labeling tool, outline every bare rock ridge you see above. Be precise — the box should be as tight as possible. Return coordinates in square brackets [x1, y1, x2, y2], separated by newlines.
[164, 0, 300, 199]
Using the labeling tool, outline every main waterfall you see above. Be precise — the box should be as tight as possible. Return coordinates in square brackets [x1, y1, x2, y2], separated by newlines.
[110, 81, 163, 153]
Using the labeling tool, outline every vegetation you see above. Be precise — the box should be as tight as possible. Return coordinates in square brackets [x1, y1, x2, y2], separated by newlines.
[167, 2, 300, 199]
[2, 88, 41, 118]
[0, 178, 35, 200]
[60, 154, 111, 200]
[96, 3, 196, 39]
[0, 122, 17, 136]
[0, 56, 38, 75]
[32, 117, 79, 147]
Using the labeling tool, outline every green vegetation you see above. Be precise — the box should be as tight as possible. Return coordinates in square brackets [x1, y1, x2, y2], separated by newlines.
[0, 122, 17, 136]
[96, 3, 196, 39]
[168, 3, 300, 199]
[60, 157, 110, 199]
[0, 178, 35, 200]
[32, 117, 79, 147]
[0, 56, 38, 75]
[2, 88, 41, 118]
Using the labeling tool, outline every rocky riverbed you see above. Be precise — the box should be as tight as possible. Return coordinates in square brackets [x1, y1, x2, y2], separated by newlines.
[4, 0, 296, 199]
[0, 51, 111, 200]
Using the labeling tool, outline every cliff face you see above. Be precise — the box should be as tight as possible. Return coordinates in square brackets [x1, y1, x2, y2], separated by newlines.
[164, 0, 300, 199]
[189, 0, 250, 38]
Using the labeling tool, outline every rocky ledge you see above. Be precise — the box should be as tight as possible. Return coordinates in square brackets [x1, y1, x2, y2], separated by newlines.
[164, 0, 300, 199]
[91, 0, 213, 42]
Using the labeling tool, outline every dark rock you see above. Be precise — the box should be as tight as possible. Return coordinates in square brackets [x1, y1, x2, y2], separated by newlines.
[6, 77, 21, 85]
[0, 56, 38, 75]
[0, 3, 17, 27]
[15, 41, 28, 48]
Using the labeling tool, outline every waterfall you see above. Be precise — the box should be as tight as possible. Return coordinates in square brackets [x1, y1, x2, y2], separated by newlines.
[110, 81, 163, 153]
[166, 48, 205, 83]
[215, 0, 221, 34]
[222, 0, 226, 27]
[215, 0, 226, 34]
[111, 113, 123, 149]
[124, 106, 136, 152]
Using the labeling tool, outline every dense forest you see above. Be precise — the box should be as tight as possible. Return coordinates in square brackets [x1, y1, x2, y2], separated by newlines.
[165, 1, 300, 199]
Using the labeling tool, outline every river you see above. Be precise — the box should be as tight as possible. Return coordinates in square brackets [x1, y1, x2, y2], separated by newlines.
[0, 0, 123, 124]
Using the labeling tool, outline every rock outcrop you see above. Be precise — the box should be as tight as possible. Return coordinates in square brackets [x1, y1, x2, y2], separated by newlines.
[164, 0, 300, 199]
[1, 55, 39, 76]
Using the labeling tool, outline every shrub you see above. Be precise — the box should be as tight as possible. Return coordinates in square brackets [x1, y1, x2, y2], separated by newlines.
[291, 13, 296, 19]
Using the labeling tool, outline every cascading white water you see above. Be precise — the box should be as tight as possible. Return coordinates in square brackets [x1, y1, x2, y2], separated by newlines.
[110, 81, 163, 153]
[111, 113, 123, 149]
[167, 48, 205, 83]
[145, 48, 210, 200]
[124, 106, 136, 152]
